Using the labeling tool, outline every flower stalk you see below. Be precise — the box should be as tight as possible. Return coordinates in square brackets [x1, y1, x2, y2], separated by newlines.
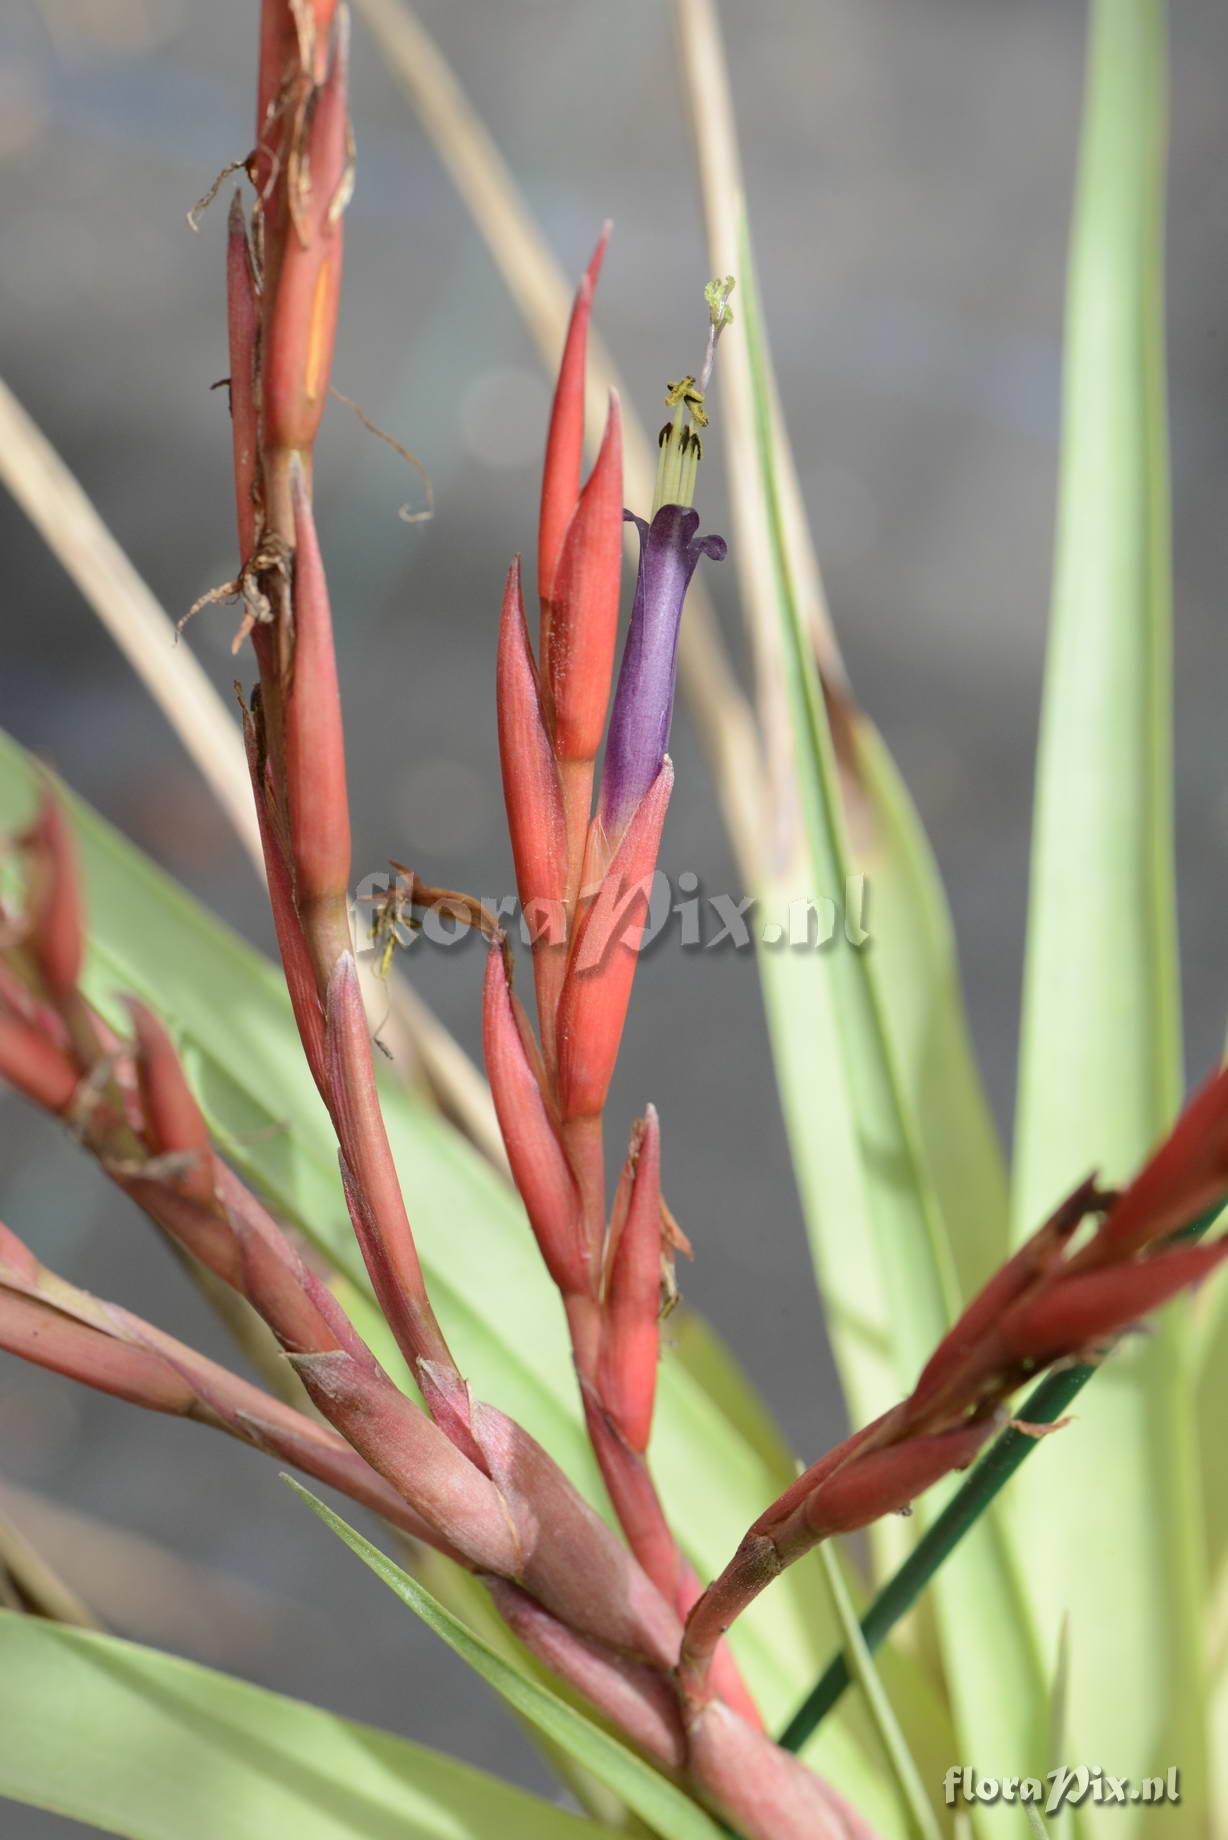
[0, 1220, 445, 1552]
[679, 1077, 1228, 1706]
[780, 1202, 1222, 1753]
[486, 246, 760, 1732]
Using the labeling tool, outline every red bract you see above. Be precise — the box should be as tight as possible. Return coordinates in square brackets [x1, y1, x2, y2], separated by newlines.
[598, 1106, 664, 1454]
[799, 1421, 995, 1544]
[225, 194, 261, 563]
[241, 711, 328, 1092]
[487, 1578, 687, 1770]
[283, 465, 351, 920]
[532, 229, 624, 912]
[496, 556, 569, 1056]
[254, 2, 338, 206]
[260, 5, 350, 460]
[544, 391, 624, 767]
[482, 945, 586, 1296]
[19, 789, 82, 1002]
[686, 1701, 883, 1840]
[556, 759, 673, 1123]
[124, 999, 214, 1204]
[907, 1175, 1101, 1408]
[1068, 1062, 1228, 1269]
[498, 557, 568, 920]
[538, 223, 609, 612]
[1001, 1238, 1228, 1364]
[324, 953, 455, 1380]
[0, 1006, 77, 1114]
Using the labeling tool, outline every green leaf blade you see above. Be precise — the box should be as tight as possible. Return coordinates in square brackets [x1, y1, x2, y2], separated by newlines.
[288, 1482, 728, 1840]
[734, 207, 1049, 1815]
[1008, 2, 1201, 1829]
[0, 1610, 610, 1840]
[816, 1544, 942, 1840]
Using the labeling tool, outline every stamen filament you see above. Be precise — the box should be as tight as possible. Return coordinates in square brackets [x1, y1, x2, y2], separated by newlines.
[652, 401, 688, 515]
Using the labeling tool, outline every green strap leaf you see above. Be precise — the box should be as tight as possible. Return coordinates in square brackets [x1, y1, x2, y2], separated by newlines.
[736, 207, 1048, 1807]
[737, 199, 959, 1385]
[674, 0, 1009, 1377]
[288, 1482, 728, 1840]
[850, 722, 1009, 1305]
[1008, 1, 1201, 1829]
[1195, 1260, 1228, 1675]
[0, 1610, 610, 1839]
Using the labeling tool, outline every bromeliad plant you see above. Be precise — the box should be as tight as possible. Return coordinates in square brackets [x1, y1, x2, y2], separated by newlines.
[0, 1, 1224, 1837]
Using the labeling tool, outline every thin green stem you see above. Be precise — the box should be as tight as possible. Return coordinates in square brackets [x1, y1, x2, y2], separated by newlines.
[778, 1206, 1219, 1755]
[816, 1543, 942, 1840]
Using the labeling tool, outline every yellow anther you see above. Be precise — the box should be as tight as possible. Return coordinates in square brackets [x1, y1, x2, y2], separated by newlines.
[665, 377, 708, 426]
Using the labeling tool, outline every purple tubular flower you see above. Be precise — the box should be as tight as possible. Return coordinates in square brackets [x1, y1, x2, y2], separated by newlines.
[599, 506, 725, 839]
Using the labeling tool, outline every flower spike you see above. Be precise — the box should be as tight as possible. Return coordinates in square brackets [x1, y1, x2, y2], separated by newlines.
[0, 1222, 450, 1554]
[681, 1066, 1228, 1707]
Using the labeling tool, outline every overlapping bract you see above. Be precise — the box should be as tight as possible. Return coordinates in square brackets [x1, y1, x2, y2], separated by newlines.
[485, 242, 755, 1732]
[679, 1080, 1228, 1700]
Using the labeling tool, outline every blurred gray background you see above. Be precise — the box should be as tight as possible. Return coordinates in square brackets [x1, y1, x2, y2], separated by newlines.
[1, 0, 1226, 1829]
